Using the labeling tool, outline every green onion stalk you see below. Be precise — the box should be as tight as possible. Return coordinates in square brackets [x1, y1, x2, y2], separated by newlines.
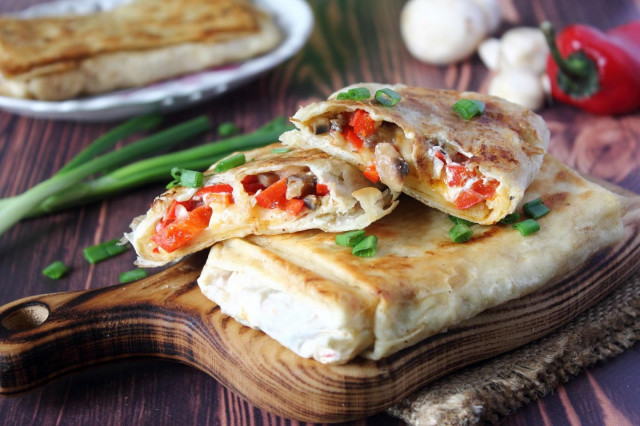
[25, 117, 293, 218]
[0, 115, 211, 236]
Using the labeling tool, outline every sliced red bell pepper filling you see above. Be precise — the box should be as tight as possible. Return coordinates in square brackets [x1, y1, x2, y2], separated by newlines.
[241, 175, 265, 195]
[196, 184, 233, 195]
[446, 164, 475, 187]
[454, 191, 485, 210]
[316, 183, 330, 196]
[363, 162, 380, 183]
[255, 176, 288, 209]
[195, 184, 234, 206]
[341, 109, 378, 151]
[471, 178, 499, 198]
[343, 128, 364, 151]
[284, 199, 305, 216]
[349, 109, 377, 138]
[152, 203, 212, 253]
[153, 184, 235, 252]
[254, 175, 331, 216]
[442, 155, 499, 210]
[153, 173, 333, 252]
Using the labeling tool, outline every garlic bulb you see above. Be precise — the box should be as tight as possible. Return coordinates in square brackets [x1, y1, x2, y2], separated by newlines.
[488, 69, 545, 110]
[478, 38, 501, 70]
[499, 27, 549, 74]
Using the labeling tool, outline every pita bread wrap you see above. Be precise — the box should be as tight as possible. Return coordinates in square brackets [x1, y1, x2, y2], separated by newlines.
[281, 83, 550, 225]
[0, 0, 280, 100]
[126, 144, 398, 267]
[198, 155, 623, 364]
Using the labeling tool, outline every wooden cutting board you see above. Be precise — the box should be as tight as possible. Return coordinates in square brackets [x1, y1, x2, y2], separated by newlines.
[0, 189, 638, 423]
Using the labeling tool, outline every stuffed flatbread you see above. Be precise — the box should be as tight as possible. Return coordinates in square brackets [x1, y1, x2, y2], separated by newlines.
[281, 83, 550, 224]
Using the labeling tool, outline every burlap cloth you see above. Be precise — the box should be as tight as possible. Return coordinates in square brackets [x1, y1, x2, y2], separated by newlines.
[387, 270, 640, 425]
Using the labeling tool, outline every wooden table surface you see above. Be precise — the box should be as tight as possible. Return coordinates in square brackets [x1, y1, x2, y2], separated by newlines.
[0, 0, 638, 424]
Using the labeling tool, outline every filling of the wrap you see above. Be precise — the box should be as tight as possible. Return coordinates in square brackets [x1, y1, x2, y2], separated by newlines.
[151, 168, 332, 253]
[308, 109, 501, 211]
[427, 147, 500, 210]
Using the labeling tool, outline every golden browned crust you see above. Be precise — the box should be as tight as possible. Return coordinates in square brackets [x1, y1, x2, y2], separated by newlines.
[0, 0, 261, 77]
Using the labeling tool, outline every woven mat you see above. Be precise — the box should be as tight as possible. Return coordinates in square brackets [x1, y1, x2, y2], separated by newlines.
[387, 271, 640, 425]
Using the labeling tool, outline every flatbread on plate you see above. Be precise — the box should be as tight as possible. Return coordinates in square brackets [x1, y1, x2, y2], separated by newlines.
[126, 144, 398, 267]
[0, 0, 280, 100]
[197, 155, 623, 364]
[281, 83, 550, 224]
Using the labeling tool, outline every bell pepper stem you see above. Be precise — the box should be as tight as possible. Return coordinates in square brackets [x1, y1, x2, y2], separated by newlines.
[541, 21, 591, 80]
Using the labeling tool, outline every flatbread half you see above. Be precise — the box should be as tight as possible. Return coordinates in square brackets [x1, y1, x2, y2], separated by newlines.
[198, 155, 623, 364]
[281, 83, 550, 225]
[126, 144, 398, 267]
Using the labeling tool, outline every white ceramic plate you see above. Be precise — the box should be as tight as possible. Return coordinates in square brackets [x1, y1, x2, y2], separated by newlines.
[0, 0, 313, 121]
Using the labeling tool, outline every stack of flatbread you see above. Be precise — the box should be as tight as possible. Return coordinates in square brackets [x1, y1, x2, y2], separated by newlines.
[127, 83, 624, 365]
[0, 0, 281, 100]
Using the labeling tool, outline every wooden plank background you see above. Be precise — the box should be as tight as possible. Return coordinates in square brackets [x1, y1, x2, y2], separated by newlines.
[0, 0, 638, 424]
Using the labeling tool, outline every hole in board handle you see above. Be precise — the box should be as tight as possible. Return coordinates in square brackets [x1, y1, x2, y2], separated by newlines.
[1, 303, 50, 331]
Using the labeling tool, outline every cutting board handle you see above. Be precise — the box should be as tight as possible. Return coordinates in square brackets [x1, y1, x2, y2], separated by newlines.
[0, 253, 208, 396]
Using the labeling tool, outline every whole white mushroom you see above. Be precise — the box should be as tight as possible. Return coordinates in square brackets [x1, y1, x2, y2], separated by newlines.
[470, 0, 502, 33]
[400, 0, 490, 65]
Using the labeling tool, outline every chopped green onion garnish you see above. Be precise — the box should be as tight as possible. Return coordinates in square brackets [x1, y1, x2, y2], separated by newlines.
[42, 261, 69, 279]
[337, 92, 350, 100]
[83, 239, 128, 264]
[499, 212, 520, 224]
[453, 99, 486, 120]
[513, 219, 540, 236]
[352, 235, 378, 257]
[271, 147, 290, 154]
[347, 87, 371, 101]
[166, 168, 204, 189]
[218, 122, 239, 137]
[335, 229, 366, 247]
[523, 198, 550, 219]
[119, 268, 148, 284]
[374, 88, 401, 107]
[448, 214, 475, 227]
[449, 223, 473, 243]
[214, 153, 246, 172]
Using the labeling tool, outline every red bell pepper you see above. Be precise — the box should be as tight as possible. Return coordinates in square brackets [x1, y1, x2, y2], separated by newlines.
[284, 199, 305, 216]
[454, 191, 484, 210]
[241, 175, 265, 195]
[315, 183, 330, 196]
[254, 177, 308, 216]
[349, 109, 377, 138]
[255, 177, 288, 209]
[446, 164, 474, 187]
[363, 162, 380, 183]
[152, 204, 212, 253]
[343, 128, 364, 151]
[195, 184, 234, 206]
[541, 21, 640, 115]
